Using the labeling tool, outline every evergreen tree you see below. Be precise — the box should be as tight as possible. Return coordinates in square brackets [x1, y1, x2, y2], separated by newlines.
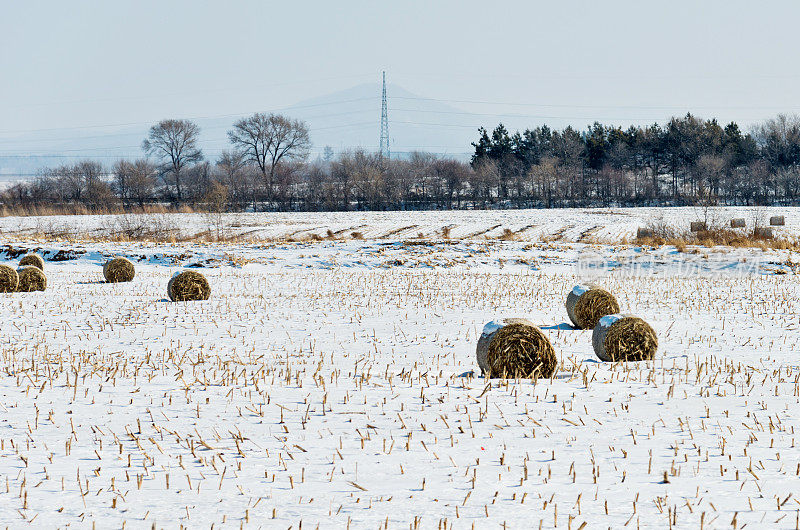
[470, 127, 492, 166]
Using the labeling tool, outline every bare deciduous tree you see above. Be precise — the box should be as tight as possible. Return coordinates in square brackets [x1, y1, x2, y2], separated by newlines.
[529, 157, 559, 208]
[45, 161, 109, 206]
[203, 181, 229, 240]
[12, 112, 800, 212]
[430, 159, 468, 209]
[215, 150, 251, 210]
[113, 159, 157, 207]
[227, 113, 310, 203]
[142, 119, 203, 203]
[471, 158, 500, 207]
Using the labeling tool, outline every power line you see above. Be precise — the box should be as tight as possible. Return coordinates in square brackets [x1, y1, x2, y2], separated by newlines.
[2, 102, 783, 149]
[0, 121, 382, 156]
[392, 70, 800, 81]
[3, 91, 791, 149]
[3, 93, 791, 163]
[390, 95, 800, 112]
[0, 110, 380, 145]
[0, 96, 378, 136]
[2, 73, 378, 111]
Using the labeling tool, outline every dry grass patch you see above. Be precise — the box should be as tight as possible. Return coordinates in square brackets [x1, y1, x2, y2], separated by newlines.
[636, 223, 798, 250]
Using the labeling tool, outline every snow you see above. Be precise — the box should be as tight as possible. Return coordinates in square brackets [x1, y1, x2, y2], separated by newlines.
[0, 205, 797, 244]
[0, 208, 799, 527]
[598, 313, 625, 328]
[480, 320, 505, 337]
[571, 284, 590, 297]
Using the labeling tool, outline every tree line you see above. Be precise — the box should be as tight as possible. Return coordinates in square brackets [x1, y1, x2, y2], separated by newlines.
[470, 113, 800, 207]
[3, 112, 800, 212]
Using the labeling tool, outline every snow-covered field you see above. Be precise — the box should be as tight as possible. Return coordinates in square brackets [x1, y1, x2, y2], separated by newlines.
[1, 205, 797, 243]
[1, 208, 800, 528]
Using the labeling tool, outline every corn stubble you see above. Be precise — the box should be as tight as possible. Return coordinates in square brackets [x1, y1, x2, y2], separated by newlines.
[0, 231, 796, 528]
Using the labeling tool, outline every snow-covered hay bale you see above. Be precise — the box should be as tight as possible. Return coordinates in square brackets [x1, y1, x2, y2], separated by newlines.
[103, 257, 135, 283]
[754, 227, 774, 239]
[0, 264, 19, 293]
[19, 253, 44, 270]
[730, 218, 746, 228]
[592, 314, 657, 362]
[690, 221, 706, 232]
[770, 215, 785, 226]
[566, 284, 595, 327]
[566, 285, 620, 330]
[17, 266, 46, 292]
[476, 319, 556, 379]
[168, 270, 210, 302]
[476, 318, 530, 375]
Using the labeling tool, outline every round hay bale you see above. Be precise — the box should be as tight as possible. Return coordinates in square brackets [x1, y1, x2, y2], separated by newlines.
[19, 253, 44, 270]
[566, 284, 595, 327]
[168, 270, 210, 302]
[0, 264, 19, 293]
[566, 285, 620, 329]
[476, 318, 531, 375]
[754, 227, 774, 239]
[17, 266, 46, 292]
[475, 319, 556, 379]
[592, 314, 657, 362]
[103, 257, 135, 283]
[770, 215, 785, 226]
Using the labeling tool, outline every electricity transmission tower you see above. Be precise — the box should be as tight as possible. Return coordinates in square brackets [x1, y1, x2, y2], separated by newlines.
[379, 71, 390, 160]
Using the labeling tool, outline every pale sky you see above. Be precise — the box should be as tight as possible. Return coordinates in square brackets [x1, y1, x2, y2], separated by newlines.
[2, 0, 800, 156]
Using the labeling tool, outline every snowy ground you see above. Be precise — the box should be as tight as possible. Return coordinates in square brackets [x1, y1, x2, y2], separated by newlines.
[1, 209, 800, 528]
[0, 205, 797, 243]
